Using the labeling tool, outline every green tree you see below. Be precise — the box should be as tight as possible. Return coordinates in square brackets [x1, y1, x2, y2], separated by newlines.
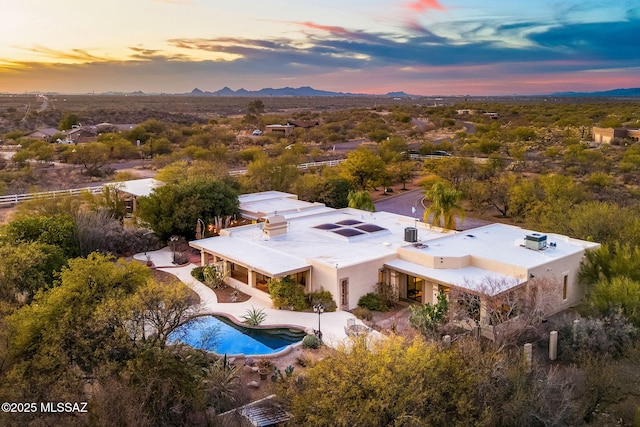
[284, 335, 482, 426]
[2, 214, 77, 257]
[377, 136, 408, 163]
[388, 160, 416, 190]
[244, 99, 265, 126]
[267, 276, 307, 310]
[155, 160, 229, 184]
[0, 242, 67, 303]
[340, 147, 386, 190]
[587, 277, 640, 326]
[123, 280, 197, 349]
[137, 178, 240, 240]
[243, 152, 300, 193]
[58, 113, 79, 131]
[72, 142, 111, 176]
[423, 182, 465, 230]
[408, 291, 449, 337]
[4, 254, 150, 391]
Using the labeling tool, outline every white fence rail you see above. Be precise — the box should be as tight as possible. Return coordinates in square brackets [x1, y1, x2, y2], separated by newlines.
[0, 186, 103, 207]
[228, 158, 346, 176]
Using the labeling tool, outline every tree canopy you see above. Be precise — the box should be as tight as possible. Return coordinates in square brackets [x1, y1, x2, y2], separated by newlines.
[137, 178, 240, 240]
[423, 182, 465, 230]
[340, 147, 387, 190]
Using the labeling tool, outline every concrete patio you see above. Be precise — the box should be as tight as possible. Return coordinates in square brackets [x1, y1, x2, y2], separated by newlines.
[134, 247, 375, 348]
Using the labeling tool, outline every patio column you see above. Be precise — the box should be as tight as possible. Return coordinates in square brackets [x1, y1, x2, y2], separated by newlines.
[248, 269, 256, 288]
[479, 298, 490, 328]
[423, 282, 434, 304]
[200, 251, 207, 266]
[389, 270, 399, 299]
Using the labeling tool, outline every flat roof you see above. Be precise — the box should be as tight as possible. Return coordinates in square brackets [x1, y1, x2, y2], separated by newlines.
[385, 259, 525, 295]
[106, 178, 162, 198]
[190, 192, 599, 286]
[191, 235, 310, 277]
[403, 223, 599, 269]
[196, 208, 440, 268]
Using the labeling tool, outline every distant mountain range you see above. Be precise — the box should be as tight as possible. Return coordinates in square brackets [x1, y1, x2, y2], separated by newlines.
[187, 86, 413, 98]
[550, 87, 640, 97]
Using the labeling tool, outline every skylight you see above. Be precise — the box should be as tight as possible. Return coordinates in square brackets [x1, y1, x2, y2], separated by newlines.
[356, 224, 386, 233]
[331, 228, 365, 237]
[335, 219, 363, 226]
[314, 223, 341, 230]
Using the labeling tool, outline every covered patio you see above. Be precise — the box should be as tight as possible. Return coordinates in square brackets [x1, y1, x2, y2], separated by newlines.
[190, 235, 311, 302]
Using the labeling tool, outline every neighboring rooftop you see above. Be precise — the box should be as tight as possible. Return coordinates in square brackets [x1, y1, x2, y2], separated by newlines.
[107, 178, 162, 198]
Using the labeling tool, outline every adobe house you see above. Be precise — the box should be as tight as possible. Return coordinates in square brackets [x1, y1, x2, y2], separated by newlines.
[264, 124, 295, 137]
[190, 192, 599, 331]
[593, 126, 640, 143]
[25, 128, 60, 141]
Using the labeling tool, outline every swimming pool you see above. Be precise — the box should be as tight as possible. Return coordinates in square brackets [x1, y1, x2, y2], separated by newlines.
[170, 315, 307, 356]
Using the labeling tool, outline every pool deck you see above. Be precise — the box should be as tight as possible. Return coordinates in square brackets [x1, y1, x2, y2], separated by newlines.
[134, 247, 377, 349]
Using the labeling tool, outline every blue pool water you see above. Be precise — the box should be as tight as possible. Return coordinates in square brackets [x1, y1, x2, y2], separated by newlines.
[170, 315, 306, 356]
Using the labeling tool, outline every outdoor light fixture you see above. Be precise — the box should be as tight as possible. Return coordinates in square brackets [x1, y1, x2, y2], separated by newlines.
[313, 303, 324, 341]
[170, 235, 179, 264]
[196, 218, 205, 240]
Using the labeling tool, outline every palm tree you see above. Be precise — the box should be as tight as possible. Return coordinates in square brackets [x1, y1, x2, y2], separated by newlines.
[347, 190, 375, 212]
[423, 182, 464, 230]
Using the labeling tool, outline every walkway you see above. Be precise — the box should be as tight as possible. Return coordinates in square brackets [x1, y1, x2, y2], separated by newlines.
[134, 247, 373, 348]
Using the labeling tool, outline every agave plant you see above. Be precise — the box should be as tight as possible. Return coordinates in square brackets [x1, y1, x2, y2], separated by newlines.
[242, 306, 267, 326]
[203, 355, 240, 412]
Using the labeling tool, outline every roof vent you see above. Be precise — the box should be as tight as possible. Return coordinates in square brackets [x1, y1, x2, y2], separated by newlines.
[524, 233, 547, 251]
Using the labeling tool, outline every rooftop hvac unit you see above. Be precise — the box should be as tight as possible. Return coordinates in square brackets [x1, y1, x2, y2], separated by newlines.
[525, 233, 547, 251]
[404, 227, 418, 243]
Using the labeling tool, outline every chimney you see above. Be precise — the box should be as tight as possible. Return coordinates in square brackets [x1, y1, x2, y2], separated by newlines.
[264, 215, 287, 238]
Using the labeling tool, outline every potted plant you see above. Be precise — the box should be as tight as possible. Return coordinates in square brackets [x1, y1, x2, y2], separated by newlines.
[145, 254, 153, 267]
[257, 358, 274, 380]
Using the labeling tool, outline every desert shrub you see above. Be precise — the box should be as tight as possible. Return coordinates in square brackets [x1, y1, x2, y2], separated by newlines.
[74, 210, 161, 256]
[352, 306, 372, 321]
[302, 334, 321, 349]
[375, 281, 398, 308]
[358, 292, 388, 312]
[190, 266, 205, 281]
[268, 276, 308, 311]
[557, 312, 637, 361]
[306, 290, 337, 312]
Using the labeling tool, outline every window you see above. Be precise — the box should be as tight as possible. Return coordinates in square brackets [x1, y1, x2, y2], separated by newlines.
[562, 275, 568, 300]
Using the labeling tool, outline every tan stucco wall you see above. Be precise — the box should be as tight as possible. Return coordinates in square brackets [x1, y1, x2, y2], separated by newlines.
[527, 250, 587, 314]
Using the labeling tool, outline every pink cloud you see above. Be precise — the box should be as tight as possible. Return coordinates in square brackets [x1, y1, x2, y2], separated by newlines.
[405, 0, 446, 12]
[297, 21, 364, 39]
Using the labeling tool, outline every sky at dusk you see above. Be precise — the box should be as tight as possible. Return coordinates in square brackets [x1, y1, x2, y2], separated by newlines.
[1, 0, 639, 95]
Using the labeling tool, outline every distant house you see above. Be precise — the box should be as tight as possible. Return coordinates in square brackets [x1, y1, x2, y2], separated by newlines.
[25, 128, 59, 141]
[456, 109, 477, 115]
[592, 126, 640, 143]
[288, 119, 320, 129]
[104, 178, 162, 214]
[265, 124, 295, 137]
[95, 123, 138, 133]
[65, 126, 97, 143]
